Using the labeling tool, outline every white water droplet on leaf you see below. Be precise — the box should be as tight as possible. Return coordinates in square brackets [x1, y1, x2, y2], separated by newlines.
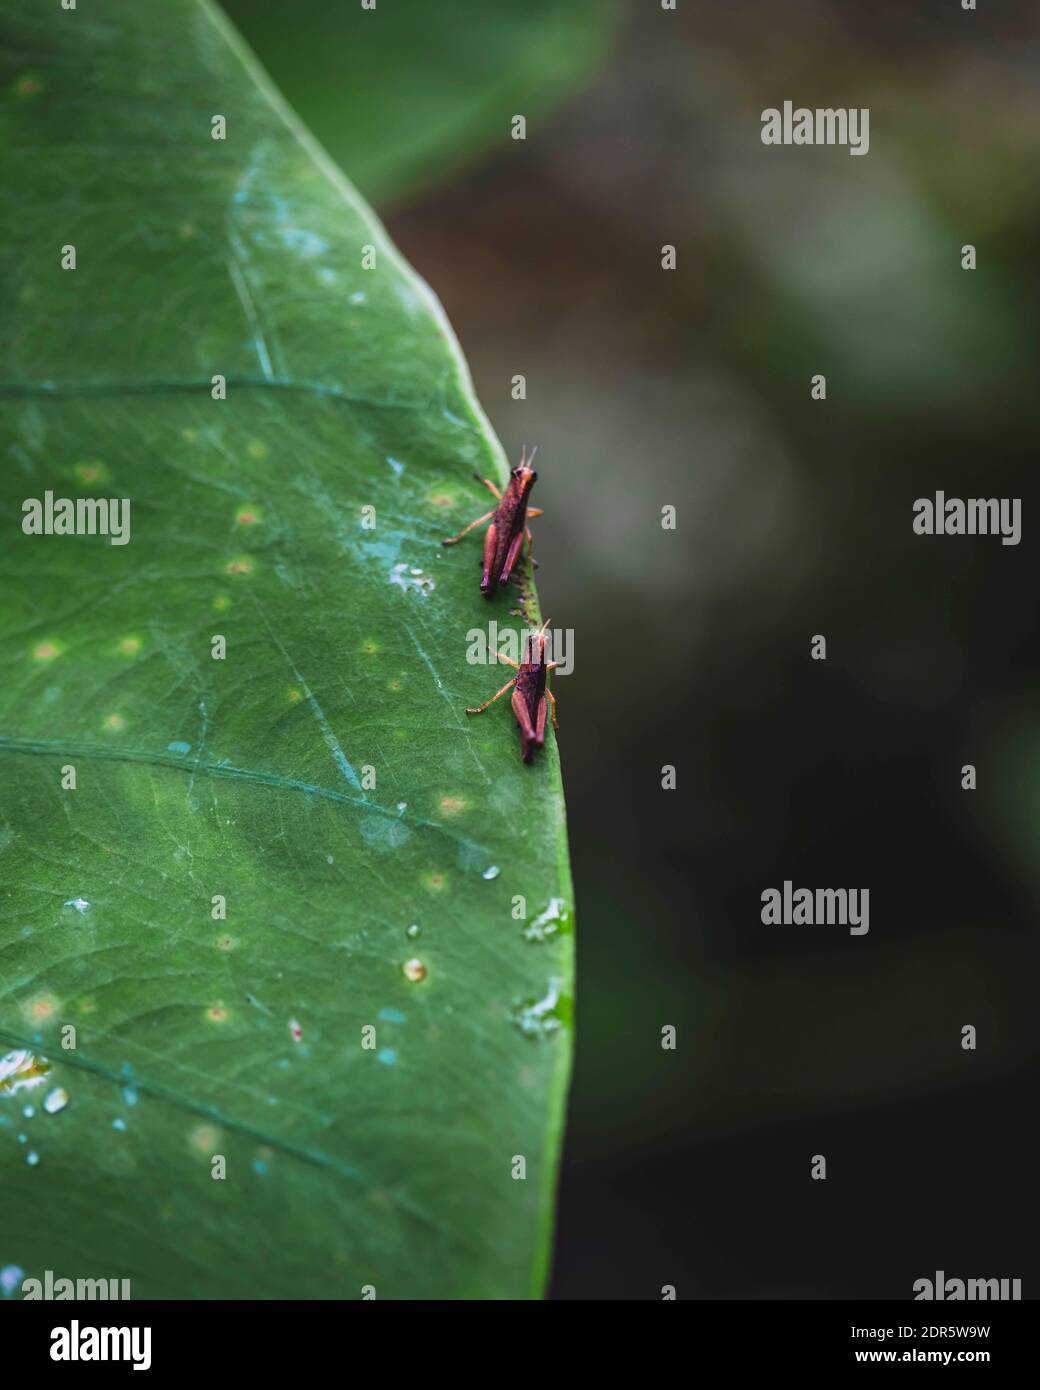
[43, 1087, 68, 1115]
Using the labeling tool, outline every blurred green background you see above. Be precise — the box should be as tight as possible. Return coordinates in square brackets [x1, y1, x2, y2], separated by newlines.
[225, 0, 1040, 1297]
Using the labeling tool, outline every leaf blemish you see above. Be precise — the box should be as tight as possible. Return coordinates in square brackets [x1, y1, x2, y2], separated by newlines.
[512, 978, 568, 1040]
[359, 818, 410, 853]
[522, 897, 573, 943]
[279, 225, 329, 257]
[189, 1124, 220, 1154]
[389, 562, 434, 596]
[73, 461, 109, 486]
[23, 996, 58, 1026]
[43, 1087, 68, 1115]
[0, 1050, 52, 1096]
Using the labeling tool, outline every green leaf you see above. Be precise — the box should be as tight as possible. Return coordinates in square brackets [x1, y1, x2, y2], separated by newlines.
[0, 0, 573, 1300]
[220, 0, 621, 207]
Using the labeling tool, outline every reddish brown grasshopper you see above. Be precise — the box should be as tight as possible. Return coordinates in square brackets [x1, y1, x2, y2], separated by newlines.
[441, 445, 543, 598]
[465, 618, 559, 763]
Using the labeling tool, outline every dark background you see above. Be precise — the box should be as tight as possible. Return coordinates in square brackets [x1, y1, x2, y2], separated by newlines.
[228, 0, 1040, 1297]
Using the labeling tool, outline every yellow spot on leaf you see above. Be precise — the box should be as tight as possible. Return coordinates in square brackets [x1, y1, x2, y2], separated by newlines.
[189, 1123, 221, 1154]
[104, 713, 125, 732]
[225, 557, 253, 576]
[402, 958, 427, 983]
[206, 1003, 229, 1024]
[235, 506, 261, 526]
[439, 796, 467, 817]
[73, 461, 109, 486]
[118, 636, 142, 656]
[23, 995, 59, 1025]
[32, 640, 62, 662]
[246, 440, 268, 459]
